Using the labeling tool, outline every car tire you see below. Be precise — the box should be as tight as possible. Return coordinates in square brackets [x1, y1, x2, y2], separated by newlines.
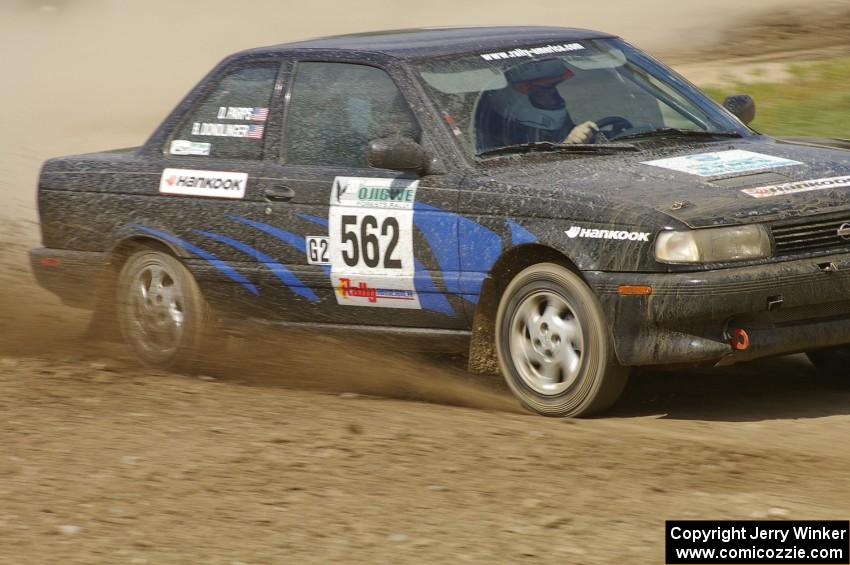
[807, 347, 850, 384]
[495, 262, 629, 417]
[117, 249, 212, 371]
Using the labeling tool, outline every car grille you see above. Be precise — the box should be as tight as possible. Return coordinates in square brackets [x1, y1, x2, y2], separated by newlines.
[772, 216, 850, 255]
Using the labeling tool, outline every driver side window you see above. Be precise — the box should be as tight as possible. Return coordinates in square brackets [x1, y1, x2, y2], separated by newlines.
[282, 62, 421, 168]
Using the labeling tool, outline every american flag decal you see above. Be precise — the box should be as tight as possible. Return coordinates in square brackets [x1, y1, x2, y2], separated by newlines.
[251, 107, 269, 122]
[246, 124, 265, 139]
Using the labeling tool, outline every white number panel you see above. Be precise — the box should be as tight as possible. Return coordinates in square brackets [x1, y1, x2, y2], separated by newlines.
[328, 177, 421, 309]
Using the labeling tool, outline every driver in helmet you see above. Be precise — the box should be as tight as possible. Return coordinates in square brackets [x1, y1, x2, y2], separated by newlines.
[476, 58, 599, 152]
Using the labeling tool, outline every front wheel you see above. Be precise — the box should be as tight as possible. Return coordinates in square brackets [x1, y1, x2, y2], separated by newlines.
[117, 249, 212, 370]
[495, 263, 629, 417]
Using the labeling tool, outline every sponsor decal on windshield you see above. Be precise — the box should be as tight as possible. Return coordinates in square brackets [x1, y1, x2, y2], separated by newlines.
[742, 175, 850, 198]
[565, 226, 651, 242]
[480, 42, 584, 61]
[191, 122, 265, 139]
[159, 168, 247, 199]
[642, 150, 802, 177]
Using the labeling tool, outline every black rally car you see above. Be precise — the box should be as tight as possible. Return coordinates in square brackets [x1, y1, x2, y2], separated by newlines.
[31, 27, 850, 416]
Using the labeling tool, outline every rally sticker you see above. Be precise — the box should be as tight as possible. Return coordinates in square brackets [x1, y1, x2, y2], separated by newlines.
[328, 177, 421, 309]
[192, 122, 264, 139]
[159, 168, 247, 199]
[642, 150, 802, 177]
[216, 106, 268, 121]
[742, 176, 850, 198]
[481, 43, 584, 61]
[169, 139, 211, 156]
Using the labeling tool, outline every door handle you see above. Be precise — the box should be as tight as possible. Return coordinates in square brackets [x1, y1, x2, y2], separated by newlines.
[264, 185, 295, 202]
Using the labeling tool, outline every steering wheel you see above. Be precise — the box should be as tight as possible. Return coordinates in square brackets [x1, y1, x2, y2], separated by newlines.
[595, 116, 634, 138]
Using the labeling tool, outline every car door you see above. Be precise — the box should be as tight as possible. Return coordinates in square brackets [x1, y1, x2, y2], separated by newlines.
[254, 60, 467, 328]
[135, 60, 289, 319]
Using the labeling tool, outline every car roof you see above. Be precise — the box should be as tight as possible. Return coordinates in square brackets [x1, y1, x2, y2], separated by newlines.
[241, 26, 616, 60]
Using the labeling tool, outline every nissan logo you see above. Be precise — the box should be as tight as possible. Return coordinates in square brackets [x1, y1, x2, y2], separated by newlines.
[838, 223, 850, 240]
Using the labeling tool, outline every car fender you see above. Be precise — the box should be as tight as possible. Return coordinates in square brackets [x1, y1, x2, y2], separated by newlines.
[498, 216, 658, 273]
[109, 222, 185, 261]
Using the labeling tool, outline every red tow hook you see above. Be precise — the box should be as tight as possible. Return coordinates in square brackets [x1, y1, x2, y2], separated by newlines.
[40, 257, 62, 267]
[730, 328, 750, 351]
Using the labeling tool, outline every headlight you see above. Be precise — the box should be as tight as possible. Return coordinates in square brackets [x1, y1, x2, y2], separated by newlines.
[655, 225, 771, 264]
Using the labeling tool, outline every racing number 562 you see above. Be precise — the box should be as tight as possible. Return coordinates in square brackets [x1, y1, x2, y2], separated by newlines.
[340, 215, 402, 269]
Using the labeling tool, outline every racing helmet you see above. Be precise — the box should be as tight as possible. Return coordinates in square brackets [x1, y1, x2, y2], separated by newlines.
[488, 59, 574, 131]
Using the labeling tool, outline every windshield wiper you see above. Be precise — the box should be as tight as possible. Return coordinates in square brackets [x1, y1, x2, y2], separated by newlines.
[612, 127, 744, 142]
[477, 141, 638, 158]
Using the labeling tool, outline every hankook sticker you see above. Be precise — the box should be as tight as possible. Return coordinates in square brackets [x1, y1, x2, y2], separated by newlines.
[642, 150, 802, 177]
[742, 176, 850, 198]
[565, 226, 651, 242]
[159, 168, 247, 199]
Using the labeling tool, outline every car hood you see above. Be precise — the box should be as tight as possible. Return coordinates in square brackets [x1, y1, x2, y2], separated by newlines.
[483, 137, 850, 228]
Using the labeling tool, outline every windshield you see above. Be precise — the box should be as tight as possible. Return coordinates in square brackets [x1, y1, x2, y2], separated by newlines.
[414, 38, 751, 157]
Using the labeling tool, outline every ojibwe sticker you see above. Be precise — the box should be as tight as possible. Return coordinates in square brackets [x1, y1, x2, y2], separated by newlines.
[159, 168, 247, 199]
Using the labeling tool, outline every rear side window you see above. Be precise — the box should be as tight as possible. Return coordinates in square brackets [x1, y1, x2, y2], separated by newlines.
[169, 64, 279, 160]
[283, 62, 420, 168]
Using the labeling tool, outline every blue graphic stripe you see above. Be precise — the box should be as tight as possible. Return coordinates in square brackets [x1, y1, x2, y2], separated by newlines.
[413, 259, 455, 316]
[195, 230, 318, 303]
[129, 225, 259, 295]
[413, 201, 461, 295]
[226, 215, 306, 253]
[508, 219, 538, 245]
[458, 214, 502, 275]
[412, 201, 507, 302]
[298, 213, 329, 228]
[458, 273, 488, 304]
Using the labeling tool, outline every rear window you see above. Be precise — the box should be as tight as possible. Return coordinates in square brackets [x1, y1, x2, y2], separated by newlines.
[168, 64, 279, 161]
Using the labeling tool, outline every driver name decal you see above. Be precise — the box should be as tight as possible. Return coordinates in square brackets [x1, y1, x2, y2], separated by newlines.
[191, 122, 265, 139]
[642, 150, 802, 177]
[328, 177, 421, 309]
[216, 106, 269, 121]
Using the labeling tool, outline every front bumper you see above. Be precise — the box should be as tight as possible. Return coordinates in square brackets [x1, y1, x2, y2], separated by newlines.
[585, 253, 850, 367]
[29, 247, 109, 309]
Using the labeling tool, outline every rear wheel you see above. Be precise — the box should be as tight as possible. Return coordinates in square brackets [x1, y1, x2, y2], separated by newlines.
[495, 263, 629, 417]
[807, 347, 850, 384]
[117, 249, 212, 370]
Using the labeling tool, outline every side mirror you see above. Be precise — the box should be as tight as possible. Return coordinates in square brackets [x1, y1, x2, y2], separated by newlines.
[723, 94, 756, 125]
[367, 137, 429, 172]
